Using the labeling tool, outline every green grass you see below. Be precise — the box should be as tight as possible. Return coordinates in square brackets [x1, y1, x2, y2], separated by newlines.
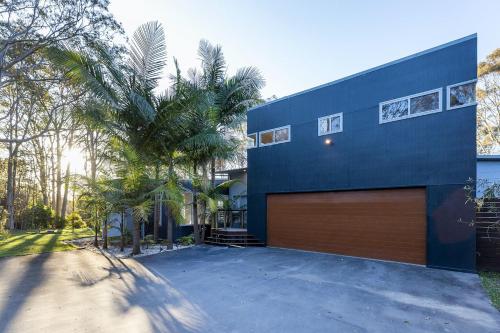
[0, 226, 95, 258]
[480, 271, 500, 310]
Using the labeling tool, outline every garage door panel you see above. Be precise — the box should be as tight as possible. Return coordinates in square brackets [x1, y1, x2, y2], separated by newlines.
[267, 188, 426, 264]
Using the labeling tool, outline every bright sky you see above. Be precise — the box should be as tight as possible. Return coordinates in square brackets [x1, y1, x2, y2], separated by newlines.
[109, 0, 500, 99]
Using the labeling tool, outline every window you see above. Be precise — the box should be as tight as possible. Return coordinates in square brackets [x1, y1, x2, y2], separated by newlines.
[447, 79, 476, 110]
[259, 125, 291, 147]
[379, 88, 442, 124]
[318, 113, 343, 136]
[247, 133, 257, 149]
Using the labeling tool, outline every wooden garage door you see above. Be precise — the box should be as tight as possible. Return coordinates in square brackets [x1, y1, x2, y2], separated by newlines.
[267, 188, 426, 264]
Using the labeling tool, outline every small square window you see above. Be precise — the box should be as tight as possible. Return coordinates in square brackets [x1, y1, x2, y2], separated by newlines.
[447, 80, 476, 110]
[274, 127, 289, 142]
[247, 133, 257, 149]
[318, 113, 343, 136]
[260, 131, 274, 145]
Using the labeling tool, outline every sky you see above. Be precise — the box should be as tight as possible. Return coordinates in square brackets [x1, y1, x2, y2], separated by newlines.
[109, 0, 500, 100]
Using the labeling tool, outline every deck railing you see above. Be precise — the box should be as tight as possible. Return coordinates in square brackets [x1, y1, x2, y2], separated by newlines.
[215, 209, 247, 229]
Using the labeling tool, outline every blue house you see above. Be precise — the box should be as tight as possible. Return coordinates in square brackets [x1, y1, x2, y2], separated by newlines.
[247, 34, 478, 272]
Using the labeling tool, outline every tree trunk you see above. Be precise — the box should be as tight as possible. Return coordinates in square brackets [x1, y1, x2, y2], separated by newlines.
[61, 131, 74, 219]
[50, 138, 56, 211]
[34, 139, 49, 206]
[93, 207, 99, 248]
[210, 158, 216, 187]
[167, 203, 174, 249]
[192, 194, 200, 245]
[94, 224, 99, 248]
[55, 134, 62, 218]
[132, 218, 141, 255]
[6, 143, 16, 229]
[166, 162, 174, 249]
[120, 210, 125, 252]
[103, 216, 108, 249]
[61, 162, 71, 219]
[154, 193, 160, 243]
[192, 165, 201, 245]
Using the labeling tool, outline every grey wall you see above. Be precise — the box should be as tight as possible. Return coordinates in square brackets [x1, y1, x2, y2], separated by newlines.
[477, 159, 500, 196]
[247, 35, 477, 272]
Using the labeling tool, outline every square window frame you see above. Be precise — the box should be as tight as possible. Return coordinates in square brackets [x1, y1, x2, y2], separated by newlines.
[379, 87, 443, 124]
[318, 112, 343, 136]
[446, 79, 477, 111]
[246, 132, 258, 149]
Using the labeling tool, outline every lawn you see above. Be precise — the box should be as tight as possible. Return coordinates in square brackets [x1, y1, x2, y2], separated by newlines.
[0, 227, 94, 258]
[480, 271, 500, 310]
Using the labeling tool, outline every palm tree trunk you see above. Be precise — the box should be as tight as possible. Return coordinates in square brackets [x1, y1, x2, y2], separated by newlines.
[120, 210, 125, 252]
[132, 218, 141, 255]
[153, 164, 160, 243]
[103, 215, 108, 249]
[166, 162, 174, 249]
[93, 206, 99, 248]
[210, 158, 216, 187]
[192, 164, 201, 245]
[154, 193, 160, 243]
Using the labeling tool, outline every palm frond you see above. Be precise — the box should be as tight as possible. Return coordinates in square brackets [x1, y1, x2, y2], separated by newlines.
[46, 46, 120, 108]
[129, 21, 167, 90]
[128, 90, 156, 124]
[198, 39, 226, 88]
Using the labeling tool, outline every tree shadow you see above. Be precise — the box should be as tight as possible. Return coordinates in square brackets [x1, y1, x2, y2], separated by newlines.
[96, 251, 209, 332]
[0, 233, 46, 256]
[0, 233, 61, 332]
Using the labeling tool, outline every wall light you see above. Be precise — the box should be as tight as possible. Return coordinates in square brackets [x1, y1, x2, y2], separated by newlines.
[324, 138, 333, 145]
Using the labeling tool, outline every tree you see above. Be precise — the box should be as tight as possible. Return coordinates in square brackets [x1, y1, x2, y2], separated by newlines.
[0, 0, 122, 90]
[0, 0, 122, 229]
[175, 40, 264, 243]
[48, 21, 184, 253]
[477, 49, 500, 154]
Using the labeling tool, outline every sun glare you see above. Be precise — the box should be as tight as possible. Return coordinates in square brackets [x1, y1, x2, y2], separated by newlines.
[62, 148, 87, 175]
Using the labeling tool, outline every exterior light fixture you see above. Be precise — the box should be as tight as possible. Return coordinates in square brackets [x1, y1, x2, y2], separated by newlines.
[324, 138, 332, 145]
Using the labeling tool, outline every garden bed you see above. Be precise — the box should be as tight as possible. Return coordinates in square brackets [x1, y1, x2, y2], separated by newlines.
[68, 237, 193, 259]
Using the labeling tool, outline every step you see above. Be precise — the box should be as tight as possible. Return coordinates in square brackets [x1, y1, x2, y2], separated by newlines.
[205, 240, 265, 247]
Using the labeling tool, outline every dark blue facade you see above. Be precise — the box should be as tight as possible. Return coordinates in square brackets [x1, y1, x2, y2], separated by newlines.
[247, 35, 477, 272]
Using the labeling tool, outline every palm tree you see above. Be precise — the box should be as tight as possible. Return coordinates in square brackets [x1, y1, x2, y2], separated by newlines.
[47, 21, 181, 253]
[176, 40, 265, 243]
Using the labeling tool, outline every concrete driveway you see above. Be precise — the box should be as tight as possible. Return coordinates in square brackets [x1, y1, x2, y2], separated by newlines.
[0, 246, 498, 333]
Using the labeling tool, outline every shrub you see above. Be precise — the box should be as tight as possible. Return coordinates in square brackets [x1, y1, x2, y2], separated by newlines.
[21, 203, 54, 229]
[67, 212, 85, 229]
[178, 234, 194, 246]
[53, 216, 66, 229]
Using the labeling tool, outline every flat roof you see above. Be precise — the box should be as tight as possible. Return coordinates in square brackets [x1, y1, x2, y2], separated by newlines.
[215, 167, 247, 174]
[477, 155, 500, 162]
[249, 33, 477, 112]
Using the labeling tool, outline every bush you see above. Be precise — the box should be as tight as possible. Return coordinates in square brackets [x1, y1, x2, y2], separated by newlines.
[67, 212, 85, 228]
[21, 203, 54, 229]
[53, 216, 66, 229]
[178, 234, 194, 246]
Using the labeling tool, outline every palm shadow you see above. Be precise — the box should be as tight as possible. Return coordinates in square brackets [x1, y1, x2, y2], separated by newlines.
[97, 251, 209, 332]
[0, 232, 61, 332]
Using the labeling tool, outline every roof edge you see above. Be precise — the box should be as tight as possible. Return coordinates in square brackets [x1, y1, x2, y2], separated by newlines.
[250, 33, 477, 112]
[478, 155, 500, 161]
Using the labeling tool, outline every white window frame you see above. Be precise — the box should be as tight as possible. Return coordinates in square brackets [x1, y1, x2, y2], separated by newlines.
[446, 79, 477, 110]
[379, 88, 443, 124]
[259, 125, 291, 147]
[246, 132, 258, 149]
[318, 112, 343, 136]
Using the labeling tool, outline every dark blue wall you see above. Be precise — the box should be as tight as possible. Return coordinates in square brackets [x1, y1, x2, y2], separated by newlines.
[247, 35, 477, 272]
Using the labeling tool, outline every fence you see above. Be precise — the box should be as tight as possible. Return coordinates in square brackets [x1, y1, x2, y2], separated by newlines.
[476, 198, 500, 271]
